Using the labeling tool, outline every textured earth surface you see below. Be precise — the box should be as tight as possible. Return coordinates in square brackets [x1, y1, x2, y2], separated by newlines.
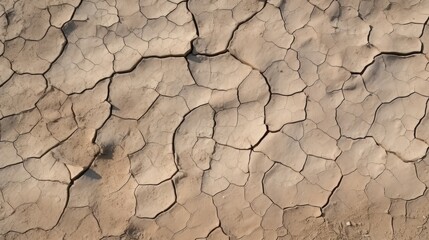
[2, 0, 429, 239]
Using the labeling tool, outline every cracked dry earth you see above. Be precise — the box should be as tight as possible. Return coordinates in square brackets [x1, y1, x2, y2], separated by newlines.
[5, 1, 429, 240]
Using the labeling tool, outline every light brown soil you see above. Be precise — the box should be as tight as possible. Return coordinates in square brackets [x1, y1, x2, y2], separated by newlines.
[1, 0, 429, 239]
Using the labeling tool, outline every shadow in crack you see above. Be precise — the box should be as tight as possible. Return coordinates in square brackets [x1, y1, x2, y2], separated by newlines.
[5, 10, 15, 25]
[84, 168, 102, 180]
[63, 21, 77, 37]
[99, 143, 115, 159]
[111, 104, 120, 111]
[187, 54, 202, 63]
[123, 225, 140, 239]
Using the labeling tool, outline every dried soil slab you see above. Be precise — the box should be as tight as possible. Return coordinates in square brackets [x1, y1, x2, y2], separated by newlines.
[213, 185, 261, 239]
[337, 75, 382, 138]
[67, 157, 138, 236]
[202, 144, 250, 195]
[229, 4, 293, 71]
[0, 164, 68, 234]
[173, 193, 219, 239]
[214, 70, 269, 148]
[376, 154, 426, 200]
[189, 0, 264, 54]
[363, 0, 426, 53]
[110, 57, 193, 119]
[174, 105, 215, 171]
[96, 116, 145, 159]
[265, 93, 306, 131]
[130, 96, 189, 185]
[3, 28, 65, 74]
[0, 142, 22, 168]
[263, 163, 331, 208]
[46, 0, 196, 94]
[0, 74, 45, 117]
[135, 180, 176, 218]
[255, 131, 306, 171]
[368, 93, 428, 161]
[24, 151, 71, 183]
[363, 55, 429, 102]
[300, 128, 341, 160]
[337, 137, 386, 179]
[188, 53, 251, 90]
[263, 54, 306, 95]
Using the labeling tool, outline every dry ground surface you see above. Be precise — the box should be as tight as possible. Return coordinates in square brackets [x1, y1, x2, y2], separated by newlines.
[3, 0, 429, 239]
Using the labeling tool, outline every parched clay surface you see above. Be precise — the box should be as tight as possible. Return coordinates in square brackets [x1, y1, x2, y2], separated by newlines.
[2, 0, 429, 239]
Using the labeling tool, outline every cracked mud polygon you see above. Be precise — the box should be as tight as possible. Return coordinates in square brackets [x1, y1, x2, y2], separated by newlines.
[1, 0, 429, 239]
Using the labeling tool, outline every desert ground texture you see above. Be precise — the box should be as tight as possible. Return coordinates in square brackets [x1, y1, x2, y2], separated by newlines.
[2, 0, 429, 239]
